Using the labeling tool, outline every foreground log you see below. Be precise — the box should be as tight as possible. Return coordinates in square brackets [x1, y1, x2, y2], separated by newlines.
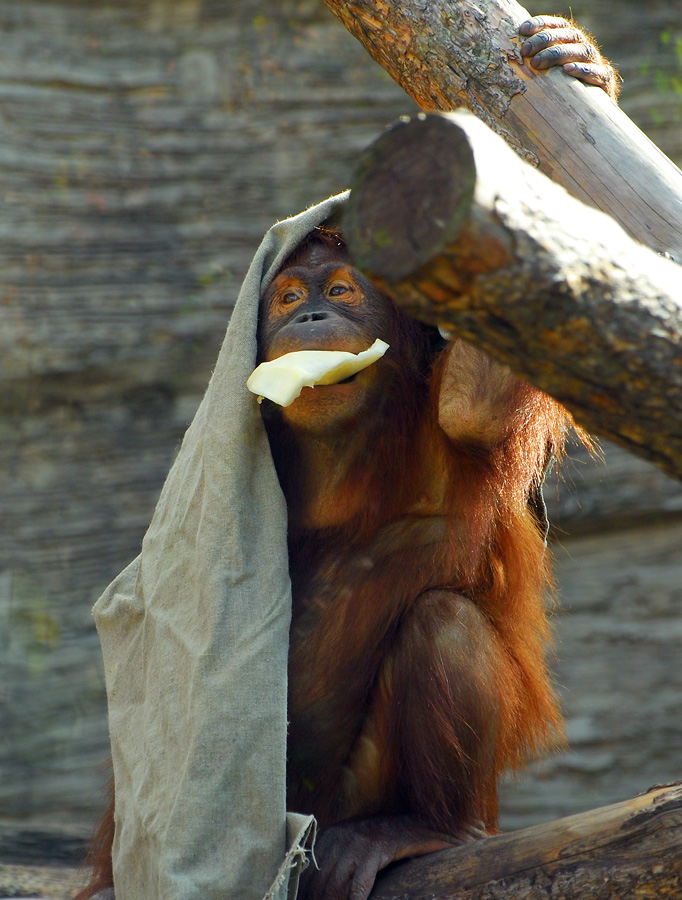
[371, 782, 682, 899]
[343, 111, 682, 481]
[324, 0, 682, 262]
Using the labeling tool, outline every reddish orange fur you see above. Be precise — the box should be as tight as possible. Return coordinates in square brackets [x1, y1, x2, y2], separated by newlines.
[283, 347, 571, 833]
[74, 774, 115, 900]
[276, 234, 576, 849]
[78, 228, 578, 895]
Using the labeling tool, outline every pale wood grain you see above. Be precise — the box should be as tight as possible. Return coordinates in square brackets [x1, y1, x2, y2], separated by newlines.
[372, 783, 682, 899]
[324, 0, 682, 260]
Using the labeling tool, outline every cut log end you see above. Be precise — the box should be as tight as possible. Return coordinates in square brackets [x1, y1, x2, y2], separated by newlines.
[344, 114, 477, 280]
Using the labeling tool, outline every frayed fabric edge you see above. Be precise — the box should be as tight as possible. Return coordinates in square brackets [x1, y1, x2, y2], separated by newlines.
[263, 813, 316, 900]
[85, 820, 315, 900]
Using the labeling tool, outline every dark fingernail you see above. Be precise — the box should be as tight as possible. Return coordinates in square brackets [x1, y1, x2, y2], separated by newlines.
[520, 40, 531, 55]
[519, 20, 531, 35]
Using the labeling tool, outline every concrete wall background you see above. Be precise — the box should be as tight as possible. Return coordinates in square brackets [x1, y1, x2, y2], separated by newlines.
[1, 0, 680, 863]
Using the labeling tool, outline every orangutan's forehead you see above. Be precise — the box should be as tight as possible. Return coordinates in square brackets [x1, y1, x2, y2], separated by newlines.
[276, 261, 352, 285]
[286, 238, 349, 269]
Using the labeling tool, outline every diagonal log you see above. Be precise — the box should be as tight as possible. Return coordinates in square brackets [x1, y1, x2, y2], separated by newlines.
[343, 111, 682, 481]
[323, 0, 682, 262]
[371, 783, 682, 900]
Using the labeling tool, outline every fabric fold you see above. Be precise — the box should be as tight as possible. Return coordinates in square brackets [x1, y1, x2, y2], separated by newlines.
[94, 193, 348, 900]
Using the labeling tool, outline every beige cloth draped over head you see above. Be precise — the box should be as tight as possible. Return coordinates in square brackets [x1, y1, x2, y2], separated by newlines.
[94, 193, 348, 900]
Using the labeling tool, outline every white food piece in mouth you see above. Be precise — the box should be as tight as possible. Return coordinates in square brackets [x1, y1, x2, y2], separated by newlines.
[247, 339, 390, 407]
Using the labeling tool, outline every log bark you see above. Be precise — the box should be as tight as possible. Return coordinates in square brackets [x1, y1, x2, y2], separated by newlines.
[371, 782, 682, 899]
[323, 0, 682, 262]
[343, 111, 682, 481]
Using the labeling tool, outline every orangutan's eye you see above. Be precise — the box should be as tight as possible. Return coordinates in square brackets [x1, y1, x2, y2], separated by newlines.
[328, 283, 352, 298]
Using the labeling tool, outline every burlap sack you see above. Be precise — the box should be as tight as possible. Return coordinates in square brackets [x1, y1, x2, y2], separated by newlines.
[93, 193, 347, 900]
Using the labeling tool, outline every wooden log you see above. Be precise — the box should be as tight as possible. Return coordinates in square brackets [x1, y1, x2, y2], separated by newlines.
[323, 0, 682, 261]
[371, 782, 682, 899]
[343, 111, 682, 481]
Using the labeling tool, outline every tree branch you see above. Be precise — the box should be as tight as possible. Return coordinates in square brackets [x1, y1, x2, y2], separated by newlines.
[371, 783, 682, 899]
[343, 111, 682, 480]
[323, 0, 682, 262]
